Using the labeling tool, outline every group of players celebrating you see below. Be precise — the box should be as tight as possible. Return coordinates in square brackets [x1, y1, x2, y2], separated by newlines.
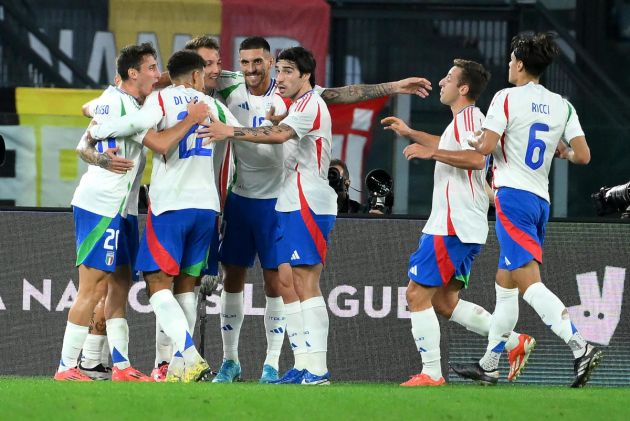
[54, 31, 602, 388]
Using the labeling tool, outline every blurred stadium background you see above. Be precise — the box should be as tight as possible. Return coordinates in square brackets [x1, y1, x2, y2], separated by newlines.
[1, 0, 629, 395]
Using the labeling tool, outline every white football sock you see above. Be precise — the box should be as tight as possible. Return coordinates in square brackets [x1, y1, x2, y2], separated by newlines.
[175, 292, 197, 331]
[101, 337, 110, 366]
[59, 321, 88, 372]
[480, 284, 519, 371]
[263, 296, 286, 370]
[523, 282, 587, 357]
[301, 296, 329, 376]
[284, 300, 308, 370]
[155, 321, 172, 367]
[106, 318, 131, 370]
[410, 307, 442, 380]
[81, 334, 105, 369]
[220, 291, 244, 362]
[450, 299, 521, 352]
[150, 289, 201, 366]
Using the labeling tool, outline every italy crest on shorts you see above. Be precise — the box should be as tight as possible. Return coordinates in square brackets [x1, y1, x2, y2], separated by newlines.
[105, 251, 115, 266]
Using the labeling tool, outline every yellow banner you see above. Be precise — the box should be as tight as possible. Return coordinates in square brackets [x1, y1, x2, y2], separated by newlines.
[109, 0, 222, 67]
[15, 88, 153, 207]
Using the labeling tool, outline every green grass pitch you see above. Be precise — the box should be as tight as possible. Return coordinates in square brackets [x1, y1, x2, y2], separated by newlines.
[1, 378, 629, 420]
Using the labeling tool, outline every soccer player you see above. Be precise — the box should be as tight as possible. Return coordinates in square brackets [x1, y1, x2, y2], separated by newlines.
[90, 49, 241, 383]
[450, 32, 599, 388]
[382, 59, 535, 387]
[207, 36, 433, 384]
[55, 43, 162, 381]
[199, 46, 338, 385]
[149, 35, 225, 382]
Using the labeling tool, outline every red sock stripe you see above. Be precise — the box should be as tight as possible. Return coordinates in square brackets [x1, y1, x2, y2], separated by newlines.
[146, 207, 180, 275]
[297, 173, 327, 263]
[434, 236, 455, 285]
[495, 195, 542, 263]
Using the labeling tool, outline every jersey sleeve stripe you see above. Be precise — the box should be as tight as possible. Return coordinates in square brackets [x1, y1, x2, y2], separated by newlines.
[445, 181, 456, 236]
[453, 115, 460, 144]
[158, 92, 166, 116]
[310, 103, 321, 132]
[315, 137, 322, 171]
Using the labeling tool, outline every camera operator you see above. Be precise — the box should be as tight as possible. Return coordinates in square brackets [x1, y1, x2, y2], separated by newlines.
[328, 159, 362, 213]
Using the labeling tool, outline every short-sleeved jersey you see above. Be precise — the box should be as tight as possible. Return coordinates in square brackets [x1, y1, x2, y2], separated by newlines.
[217, 71, 289, 199]
[276, 90, 337, 215]
[90, 85, 240, 216]
[72, 86, 144, 218]
[482, 82, 585, 202]
[423, 106, 489, 244]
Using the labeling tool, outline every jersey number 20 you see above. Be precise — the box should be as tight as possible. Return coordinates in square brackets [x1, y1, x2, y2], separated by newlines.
[525, 123, 549, 170]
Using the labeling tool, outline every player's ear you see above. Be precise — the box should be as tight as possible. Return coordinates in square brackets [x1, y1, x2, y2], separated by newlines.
[128, 68, 137, 80]
[459, 84, 470, 97]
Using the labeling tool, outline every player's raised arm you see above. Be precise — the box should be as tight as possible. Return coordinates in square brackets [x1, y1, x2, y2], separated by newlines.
[319, 77, 432, 104]
[142, 100, 210, 155]
[198, 115, 296, 145]
[381, 116, 440, 147]
[89, 91, 165, 140]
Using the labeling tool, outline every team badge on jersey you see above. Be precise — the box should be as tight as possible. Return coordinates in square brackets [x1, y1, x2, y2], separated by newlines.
[106, 251, 115, 266]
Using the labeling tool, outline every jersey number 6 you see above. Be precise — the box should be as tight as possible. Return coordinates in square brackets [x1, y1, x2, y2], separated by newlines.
[525, 123, 549, 170]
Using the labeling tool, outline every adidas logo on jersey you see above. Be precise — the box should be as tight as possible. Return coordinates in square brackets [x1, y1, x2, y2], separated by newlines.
[291, 250, 300, 261]
[504, 256, 512, 266]
[409, 265, 418, 276]
[238, 102, 249, 111]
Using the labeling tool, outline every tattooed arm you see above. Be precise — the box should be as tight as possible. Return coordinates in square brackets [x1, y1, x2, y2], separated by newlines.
[197, 121, 296, 145]
[319, 77, 432, 104]
[76, 129, 134, 174]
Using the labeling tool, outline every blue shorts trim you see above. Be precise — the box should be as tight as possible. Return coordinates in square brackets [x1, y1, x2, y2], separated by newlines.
[408, 234, 481, 287]
[136, 209, 217, 277]
[495, 187, 548, 270]
[276, 209, 335, 266]
[218, 193, 280, 269]
[73, 207, 138, 274]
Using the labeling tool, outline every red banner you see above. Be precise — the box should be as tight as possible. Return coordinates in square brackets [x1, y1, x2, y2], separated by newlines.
[329, 97, 390, 203]
[220, 0, 330, 85]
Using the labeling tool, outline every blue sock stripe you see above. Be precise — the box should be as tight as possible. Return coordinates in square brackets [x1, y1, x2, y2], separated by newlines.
[111, 347, 128, 363]
[491, 341, 506, 353]
[184, 331, 194, 350]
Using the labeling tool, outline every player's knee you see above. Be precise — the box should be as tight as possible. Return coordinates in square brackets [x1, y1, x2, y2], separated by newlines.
[432, 295, 456, 318]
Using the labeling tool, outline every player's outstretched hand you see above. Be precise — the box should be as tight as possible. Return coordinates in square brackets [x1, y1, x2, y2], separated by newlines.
[187, 100, 210, 124]
[393, 77, 432, 98]
[381, 116, 412, 138]
[197, 110, 232, 145]
[403, 143, 434, 161]
[265, 106, 288, 126]
[99, 147, 134, 174]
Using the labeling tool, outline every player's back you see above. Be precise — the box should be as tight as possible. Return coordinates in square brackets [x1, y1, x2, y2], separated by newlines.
[148, 85, 221, 215]
[72, 86, 144, 218]
[488, 82, 575, 202]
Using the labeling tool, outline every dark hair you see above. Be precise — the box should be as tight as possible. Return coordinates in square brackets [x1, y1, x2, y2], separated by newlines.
[167, 50, 206, 80]
[510, 32, 559, 77]
[184, 35, 219, 52]
[453, 58, 491, 101]
[239, 36, 271, 52]
[277, 46, 316, 86]
[116, 42, 157, 81]
[330, 159, 349, 178]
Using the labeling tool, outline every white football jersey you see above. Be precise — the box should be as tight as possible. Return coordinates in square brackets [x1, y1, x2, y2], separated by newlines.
[483, 82, 585, 202]
[217, 71, 289, 199]
[423, 106, 489, 244]
[91, 85, 240, 215]
[276, 90, 337, 215]
[72, 86, 144, 218]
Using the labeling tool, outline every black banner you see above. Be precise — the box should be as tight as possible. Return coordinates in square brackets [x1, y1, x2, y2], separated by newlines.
[0, 212, 628, 385]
